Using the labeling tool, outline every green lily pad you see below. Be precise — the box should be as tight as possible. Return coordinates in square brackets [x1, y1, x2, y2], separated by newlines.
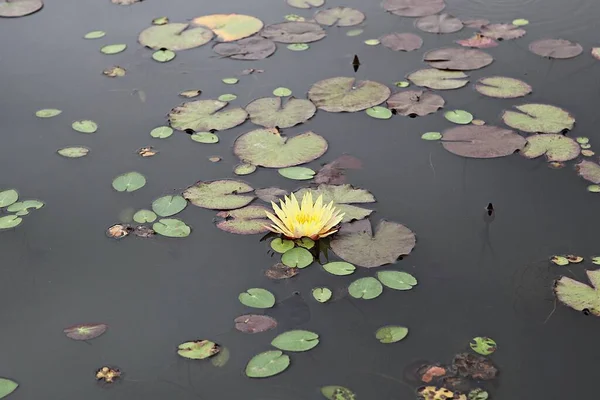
[112, 172, 146, 192]
[577, 137, 589, 144]
[168, 99, 248, 132]
[6, 200, 44, 214]
[239, 288, 276, 308]
[376, 270, 417, 290]
[475, 76, 532, 98]
[72, 120, 97, 133]
[153, 16, 168, 25]
[408, 68, 469, 90]
[445, 110, 473, 124]
[282, 247, 314, 268]
[278, 166, 315, 180]
[395, 81, 410, 87]
[521, 134, 580, 162]
[84, 30, 106, 39]
[271, 238, 295, 253]
[308, 77, 391, 112]
[375, 326, 409, 343]
[321, 386, 356, 400]
[0, 189, 19, 207]
[0, 378, 18, 398]
[470, 336, 497, 355]
[191, 132, 219, 143]
[287, 43, 310, 51]
[0, 0, 42, 17]
[554, 269, 600, 316]
[295, 237, 315, 249]
[153, 218, 191, 237]
[271, 330, 319, 351]
[312, 287, 332, 303]
[551, 256, 569, 266]
[366, 106, 392, 119]
[273, 87, 292, 97]
[348, 277, 383, 299]
[577, 161, 600, 184]
[100, 44, 127, 54]
[150, 126, 173, 138]
[323, 261, 356, 276]
[192, 14, 263, 42]
[133, 209, 157, 223]
[287, 0, 324, 8]
[35, 108, 62, 118]
[152, 195, 187, 217]
[183, 180, 254, 210]
[588, 185, 600, 192]
[57, 146, 90, 158]
[294, 184, 375, 223]
[330, 219, 415, 268]
[0, 215, 22, 229]
[314, 7, 365, 27]
[364, 39, 380, 45]
[245, 97, 316, 129]
[234, 163, 256, 175]
[502, 103, 575, 133]
[512, 18, 529, 26]
[245, 350, 290, 378]
[234, 129, 328, 168]
[216, 205, 270, 235]
[218, 94, 237, 102]
[468, 388, 489, 400]
[421, 132, 442, 140]
[346, 29, 363, 37]
[152, 49, 176, 62]
[138, 23, 213, 50]
[177, 340, 220, 359]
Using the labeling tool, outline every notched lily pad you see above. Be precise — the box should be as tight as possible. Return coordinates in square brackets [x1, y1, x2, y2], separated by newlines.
[0, 0, 42, 17]
[475, 76, 532, 98]
[271, 329, 319, 351]
[312, 287, 332, 303]
[416, 13, 463, 34]
[169, 99, 248, 132]
[294, 184, 375, 223]
[245, 97, 316, 129]
[442, 125, 526, 158]
[72, 120, 97, 133]
[184, 180, 254, 210]
[153, 218, 191, 237]
[216, 205, 270, 234]
[63, 323, 108, 340]
[213, 36, 276, 60]
[245, 350, 290, 378]
[576, 161, 600, 184]
[139, 23, 213, 50]
[177, 340, 220, 359]
[323, 261, 356, 275]
[555, 269, 600, 316]
[501, 103, 575, 133]
[282, 247, 314, 268]
[308, 77, 391, 112]
[377, 270, 417, 290]
[424, 48, 493, 71]
[314, 7, 365, 27]
[529, 39, 583, 59]
[480, 24, 526, 40]
[382, 0, 445, 17]
[470, 337, 497, 355]
[235, 314, 277, 333]
[521, 134, 580, 162]
[234, 163, 257, 175]
[152, 195, 187, 217]
[408, 69, 468, 90]
[261, 21, 326, 43]
[387, 90, 444, 117]
[380, 32, 423, 51]
[192, 14, 263, 42]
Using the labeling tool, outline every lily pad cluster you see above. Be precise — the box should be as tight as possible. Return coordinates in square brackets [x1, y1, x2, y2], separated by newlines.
[0, 189, 44, 229]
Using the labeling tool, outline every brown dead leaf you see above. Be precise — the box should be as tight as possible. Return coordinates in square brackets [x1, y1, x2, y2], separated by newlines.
[265, 263, 299, 279]
[106, 224, 131, 239]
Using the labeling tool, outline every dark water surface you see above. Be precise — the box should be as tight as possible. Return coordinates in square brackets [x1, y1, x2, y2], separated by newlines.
[1, 0, 600, 398]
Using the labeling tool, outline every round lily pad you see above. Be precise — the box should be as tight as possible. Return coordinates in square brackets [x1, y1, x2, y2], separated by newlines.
[72, 120, 97, 133]
[183, 180, 254, 210]
[375, 326, 409, 343]
[234, 314, 277, 334]
[36, 108, 61, 118]
[551, 255, 569, 266]
[245, 97, 316, 129]
[366, 106, 392, 119]
[312, 287, 332, 303]
[177, 340, 220, 359]
[233, 129, 328, 168]
[323, 261, 355, 275]
[421, 131, 442, 140]
[377, 270, 417, 290]
[387, 90, 444, 117]
[442, 125, 526, 158]
[294, 184, 375, 223]
[169, 100, 248, 132]
[408, 69, 468, 90]
[152, 49, 175, 62]
[153, 218, 191, 237]
[152, 195, 187, 217]
[314, 7, 365, 27]
[7, 200, 44, 214]
[282, 247, 314, 268]
[239, 288, 276, 308]
[0, 189, 18, 208]
[382, 0, 445, 17]
[470, 337, 497, 355]
[271, 330, 319, 351]
[192, 14, 263, 42]
[218, 94, 237, 102]
[577, 137, 589, 144]
[278, 166, 315, 180]
[63, 323, 108, 340]
[501, 103, 575, 133]
[0, 215, 22, 229]
[133, 209, 157, 223]
[521, 134, 580, 162]
[191, 132, 219, 143]
[416, 13, 463, 33]
[216, 205, 270, 234]
[456, 34, 498, 48]
[0, 0, 43, 17]
[348, 277, 383, 299]
[529, 39, 583, 59]
[364, 39, 380, 45]
[287, 0, 324, 8]
[57, 146, 89, 158]
[261, 22, 326, 43]
[139, 23, 213, 50]
[576, 160, 600, 184]
[179, 89, 202, 98]
[380, 32, 423, 51]
[245, 350, 290, 378]
[445, 110, 473, 124]
[273, 87, 292, 97]
[395, 81, 410, 87]
[296, 237, 315, 249]
[150, 126, 173, 138]
[424, 48, 493, 70]
[213, 36, 276, 60]
[233, 163, 256, 175]
[554, 269, 600, 316]
[112, 172, 146, 192]
[271, 238, 295, 253]
[287, 43, 310, 51]
[475, 76, 532, 98]
[481, 24, 526, 40]
[308, 77, 390, 112]
[101, 44, 126, 54]
[512, 18, 529, 26]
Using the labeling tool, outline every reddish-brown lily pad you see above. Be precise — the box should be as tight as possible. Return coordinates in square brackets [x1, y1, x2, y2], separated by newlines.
[387, 90, 444, 117]
[415, 13, 463, 34]
[380, 33, 423, 51]
[213, 36, 276, 60]
[216, 205, 270, 235]
[63, 323, 108, 340]
[456, 34, 498, 48]
[529, 39, 583, 59]
[245, 97, 316, 128]
[315, 155, 362, 185]
[234, 314, 278, 333]
[261, 22, 326, 43]
[463, 19, 489, 29]
[480, 24, 526, 40]
[314, 7, 365, 26]
[576, 160, 600, 184]
[138, 23, 213, 50]
[424, 48, 493, 70]
[183, 180, 255, 210]
[382, 0, 445, 17]
[442, 125, 526, 159]
[0, 0, 43, 17]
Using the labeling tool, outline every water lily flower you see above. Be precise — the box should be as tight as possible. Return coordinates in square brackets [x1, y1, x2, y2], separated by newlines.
[265, 192, 344, 240]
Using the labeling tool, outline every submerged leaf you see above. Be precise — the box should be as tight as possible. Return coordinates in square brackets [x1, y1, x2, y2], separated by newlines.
[382, 0, 445, 17]
[271, 330, 319, 351]
[239, 288, 276, 308]
[261, 21, 326, 43]
[521, 134, 580, 162]
[375, 326, 409, 343]
[424, 48, 493, 71]
[246, 97, 316, 128]
[408, 69, 469, 90]
[554, 270, 600, 316]
[442, 125, 526, 158]
[152, 195, 187, 217]
[282, 247, 314, 268]
[308, 77, 391, 112]
[294, 184, 375, 223]
[192, 14, 263, 42]
[216, 205, 270, 234]
[63, 323, 108, 340]
[501, 103, 575, 133]
[381, 32, 423, 51]
[169, 100, 248, 132]
[387, 90, 444, 117]
[184, 180, 254, 210]
[314, 7, 365, 27]
[245, 350, 290, 378]
[234, 314, 277, 333]
[416, 13, 463, 34]
[139, 23, 213, 50]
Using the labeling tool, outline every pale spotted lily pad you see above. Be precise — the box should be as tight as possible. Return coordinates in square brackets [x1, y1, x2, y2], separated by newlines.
[213, 36, 276, 60]
[424, 48, 493, 70]
[112, 172, 146, 192]
[408, 69, 468, 90]
[529, 39, 582, 59]
[138, 23, 213, 50]
[192, 14, 263, 42]
[152, 195, 187, 217]
[183, 180, 254, 210]
[387, 90, 444, 117]
[234, 314, 277, 333]
[177, 340, 220, 359]
[152, 49, 175, 62]
[233, 129, 327, 168]
[576, 161, 600, 184]
[245, 350, 290, 378]
[245, 97, 316, 128]
[475, 76, 532, 98]
[380, 33, 423, 51]
[63, 323, 108, 340]
[480, 24, 526, 40]
[57, 146, 89, 158]
[456, 34, 498, 48]
[375, 326, 409, 343]
[382, 0, 445, 17]
[376, 270, 417, 290]
[442, 125, 526, 158]
[103, 66, 126, 77]
[36, 108, 62, 118]
[502, 104, 575, 133]
[0, 0, 42, 17]
[521, 134, 580, 162]
[239, 288, 276, 308]
[331, 219, 416, 268]
[314, 7, 365, 27]
[295, 184, 375, 223]
[153, 219, 191, 237]
[133, 209, 157, 223]
[169, 100, 248, 132]
[7, 200, 44, 215]
[308, 77, 391, 112]
[216, 205, 270, 234]
[285, 14, 305, 22]
[312, 287, 332, 303]
[321, 386, 356, 400]
[554, 269, 600, 316]
[416, 13, 463, 34]
[271, 330, 319, 351]
[349, 277, 383, 299]
[151, 126, 173, 138]
[287, 43, 309, 51]
[261, 22, 326, 43]
[282, 247, 314, 268]
[287, 0, 324, 8]
[0, 378, 18, 398]
[271, 238, 295, 253]
[273, 87, 292, 97]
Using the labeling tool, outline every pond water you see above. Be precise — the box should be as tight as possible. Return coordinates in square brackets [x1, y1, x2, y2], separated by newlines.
[1, 0, 599, 398]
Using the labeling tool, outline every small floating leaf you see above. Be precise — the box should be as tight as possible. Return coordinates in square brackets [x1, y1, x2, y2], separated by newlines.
[387, 90, 444, 117]
[133, 209, 157, 223]
[72, 120, 97, 133]
[295, 237, 315, 249]
[36, 108, 62, 118]
[592, 257, 600, 265]
[323, 261, 356, 276]
[0, 215, 22, 229]
[0, 189, 19, 207]
[287, 0, 324, 8]
[239, 288, 276, 308]
[63, 323, 108, 340]
[150, 126, 173, 138]
[366, 106, 392, 119]
[349, 277, 383, 299]
[512, 18, 529, 26]
[321, 386, 356, 400]
[234, 314, 277, 334]
[312, 287, 332, 303]
[152, 49, 176, 62]
[470, 336, 497, 355]
[183, 180, 254, 210]
[218, 93, 237, 102]
[152, 195, 187, 217]
[0, 378, 18, 398]
[468, 388, 490, 400]
[233, 163, 256, 176]
[215, 205, 270, 235]
[377, 270, 417, 290]
[245, 350, 290, 378]
[555, 269, 600, 315]
[84, 30, 106, 39]
[177, 340, 220, 359]
[112, 172, 146, 192]
[285, 14, 305, 22]
[179, 89, 202, 98]
[375, 326, 409, 343]
[222, 77, 238, 84]
[346, 29, 363, 37]
[287, 43, 309, 51]
[271, 330, 319, 351]
[191, 132, 219, 143]
[364, 39, 380, 45]
[421, 132, 442, 140]
[587, 185, 600, 193]
[456, 34, 498, 49]
[445, 110, 473, 124]
[273, 87, 292, 97]
[577, 137, 589, 144]
[57, 146, 89, 158]
[101, 44, 127, 54]
[153, 218, 190, 237]
[282, 247, 314, 268]
[395, 81, 410, 87]
[153, 16, 169, 25]
[278, 166, 315, 180]
[271, 238, 295, 253]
